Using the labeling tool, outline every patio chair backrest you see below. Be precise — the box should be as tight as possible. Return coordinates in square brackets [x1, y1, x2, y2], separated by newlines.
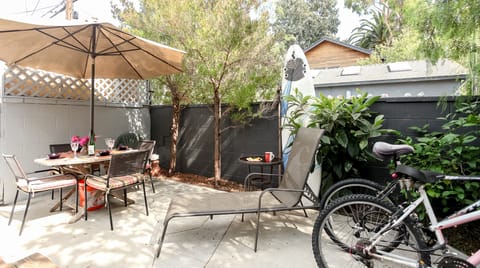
[273, 127, 324, 207]
[139, 140, 156, 159]
[2, 154, 28, 184]
[106, 150, 149, 179]
[49, 143, 71, 153]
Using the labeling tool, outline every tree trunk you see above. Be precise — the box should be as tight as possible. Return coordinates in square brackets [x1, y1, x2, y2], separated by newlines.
[168, 97, 181, 176]
[167, 79, 181, 177]
[213, 86, 221, 187]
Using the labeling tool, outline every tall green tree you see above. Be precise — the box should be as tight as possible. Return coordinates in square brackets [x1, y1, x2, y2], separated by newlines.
[114, 0, 280, 184]
[348, 9, 392, 49]
[345, 0, 404, 49]
[358, 28, 423, 64]
[113, 0, 201, 176]
[409, 0, 480, 95]
[273, 0, 339, 50]
[344, 0, 403, 16]
[347, 1, 429, 64]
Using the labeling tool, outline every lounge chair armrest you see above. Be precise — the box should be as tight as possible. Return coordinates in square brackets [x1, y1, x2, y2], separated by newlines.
[261, 188, 305, 194]
[257, 188, 306, 210]
[244, 172, 282, 190]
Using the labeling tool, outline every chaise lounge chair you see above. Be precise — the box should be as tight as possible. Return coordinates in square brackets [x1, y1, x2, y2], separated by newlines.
[156, 127, 324, 257]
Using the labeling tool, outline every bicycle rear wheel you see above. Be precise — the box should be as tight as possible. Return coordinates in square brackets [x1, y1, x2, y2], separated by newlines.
[312, 194, 430, 268]
[320, 178, 396, 209]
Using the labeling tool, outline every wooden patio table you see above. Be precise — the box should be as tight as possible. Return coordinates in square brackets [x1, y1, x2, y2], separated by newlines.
[34, 149, 136, 223]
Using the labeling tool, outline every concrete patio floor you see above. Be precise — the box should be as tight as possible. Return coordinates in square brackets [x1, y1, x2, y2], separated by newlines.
[0, 179, 318, 267]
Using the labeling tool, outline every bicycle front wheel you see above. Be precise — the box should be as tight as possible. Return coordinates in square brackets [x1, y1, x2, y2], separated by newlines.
[312, 194, 430, 268]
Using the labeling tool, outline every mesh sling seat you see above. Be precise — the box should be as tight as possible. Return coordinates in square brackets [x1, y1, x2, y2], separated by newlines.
[84, 150, 150, 230]
[114, 132, 140, 149]
[156, 127, 324, 257]
[49, 143, 72, 154]
[3, 154, 79, 236]
[138, 140, 157, 193]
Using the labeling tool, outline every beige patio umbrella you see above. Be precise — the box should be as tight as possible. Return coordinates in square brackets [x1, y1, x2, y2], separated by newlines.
[0, 17, 184, 135]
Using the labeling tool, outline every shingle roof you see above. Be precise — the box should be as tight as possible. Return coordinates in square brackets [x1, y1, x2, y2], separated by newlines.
[312, 59, 468, 87]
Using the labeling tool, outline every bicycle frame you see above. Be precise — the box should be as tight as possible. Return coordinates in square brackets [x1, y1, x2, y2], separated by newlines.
[365, 180, 480, 267]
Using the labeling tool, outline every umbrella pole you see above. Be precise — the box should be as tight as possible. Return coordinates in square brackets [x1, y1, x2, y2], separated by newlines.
[90, 58, 95, 136]
[90, 25, 97, 137]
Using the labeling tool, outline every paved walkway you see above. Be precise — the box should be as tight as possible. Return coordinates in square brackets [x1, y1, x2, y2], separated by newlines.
[0, 179, 318, 267]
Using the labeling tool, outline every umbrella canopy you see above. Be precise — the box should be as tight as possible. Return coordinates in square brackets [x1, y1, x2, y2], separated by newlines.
[0, 18, 185, 134]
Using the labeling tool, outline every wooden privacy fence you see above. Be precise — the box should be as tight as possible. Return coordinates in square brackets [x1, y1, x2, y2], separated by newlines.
[2, 65, 148, 106]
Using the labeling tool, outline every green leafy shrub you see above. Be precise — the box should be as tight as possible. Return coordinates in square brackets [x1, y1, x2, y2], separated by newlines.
[285, 90, 387, 186]
[399, 99, 480, 215]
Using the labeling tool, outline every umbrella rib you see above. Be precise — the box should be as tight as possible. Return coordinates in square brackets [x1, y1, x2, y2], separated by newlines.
[56, 25, 92, 52]
[10, 25, 92, 65]
[40, 25, 92, 79]
[98, 25, 144, 79]
[100, 25, 183, 74]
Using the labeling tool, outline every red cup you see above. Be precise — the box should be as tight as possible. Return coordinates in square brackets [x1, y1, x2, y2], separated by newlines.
[264, 152, 274, 162]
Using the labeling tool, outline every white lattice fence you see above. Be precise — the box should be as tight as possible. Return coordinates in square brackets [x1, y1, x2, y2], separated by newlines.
[2, 65, 148, 105]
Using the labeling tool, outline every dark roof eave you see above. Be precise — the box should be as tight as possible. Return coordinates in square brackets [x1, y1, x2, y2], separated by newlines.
[314, 74, 468, 88]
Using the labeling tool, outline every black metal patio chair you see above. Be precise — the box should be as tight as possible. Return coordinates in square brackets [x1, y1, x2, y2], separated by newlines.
[83, 150, 150, 230]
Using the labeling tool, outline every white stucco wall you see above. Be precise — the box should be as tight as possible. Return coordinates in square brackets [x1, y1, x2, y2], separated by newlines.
[0, 98, 150, 204]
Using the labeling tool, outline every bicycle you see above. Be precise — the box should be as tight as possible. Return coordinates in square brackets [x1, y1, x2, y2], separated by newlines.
[319, 141, 414, 209]
[312, 164, 480, 268]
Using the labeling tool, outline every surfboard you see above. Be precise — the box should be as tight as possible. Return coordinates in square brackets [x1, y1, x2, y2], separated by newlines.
[280, 44, 322, 203]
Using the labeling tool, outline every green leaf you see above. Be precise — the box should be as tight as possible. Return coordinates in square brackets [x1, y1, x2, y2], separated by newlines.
[364, 95, 380, 107]
[347, 144, 359, 157]
[359, 139, 368, 150]
[335, 131, 348, 148]
[427, 189, 440, 198]
[344, 161, 353, 172]
[441, 191, 456, 197]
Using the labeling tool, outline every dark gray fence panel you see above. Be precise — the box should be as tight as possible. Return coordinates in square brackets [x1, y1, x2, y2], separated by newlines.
[150, 97, 463, 183]
[371, 97, 454, 137]
[150, 104, 279, 183]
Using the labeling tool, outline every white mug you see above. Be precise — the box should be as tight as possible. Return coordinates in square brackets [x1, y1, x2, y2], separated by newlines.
[264, 152, 275, 162]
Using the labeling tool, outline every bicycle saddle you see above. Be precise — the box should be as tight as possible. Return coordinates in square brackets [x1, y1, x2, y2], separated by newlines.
[395, 165, 443, 184]
[373, 142, 414, 160]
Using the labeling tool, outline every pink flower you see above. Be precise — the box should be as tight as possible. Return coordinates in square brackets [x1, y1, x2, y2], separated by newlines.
[71, 135, 89, 146]
[79, 136, 89, 146]
[71, 135, 80, 142]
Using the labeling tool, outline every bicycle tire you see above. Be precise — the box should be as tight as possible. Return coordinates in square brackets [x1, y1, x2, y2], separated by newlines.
[319, 178, 404, 250]
[320, 178, 389, 209]
[312, 194, 430, 268]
